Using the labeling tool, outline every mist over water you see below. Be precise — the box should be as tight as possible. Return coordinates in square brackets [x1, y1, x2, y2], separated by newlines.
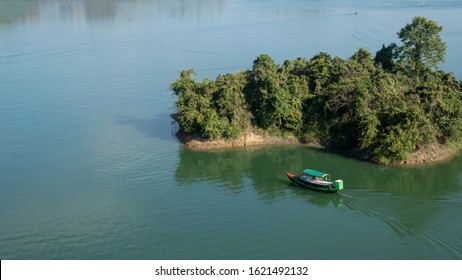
[1, 0, 462, 259]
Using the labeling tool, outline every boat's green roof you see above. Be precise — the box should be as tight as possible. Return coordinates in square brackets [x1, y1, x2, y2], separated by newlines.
[303, 169, 329, 177]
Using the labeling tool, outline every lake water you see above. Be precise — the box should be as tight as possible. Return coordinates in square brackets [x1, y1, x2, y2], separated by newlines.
[1, 0, 462, 259]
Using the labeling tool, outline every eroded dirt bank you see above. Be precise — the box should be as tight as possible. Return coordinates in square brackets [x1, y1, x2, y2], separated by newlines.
[177, 132, 458, 165]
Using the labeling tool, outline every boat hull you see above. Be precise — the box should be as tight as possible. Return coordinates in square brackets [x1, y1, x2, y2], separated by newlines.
[284, 171, 341, 193]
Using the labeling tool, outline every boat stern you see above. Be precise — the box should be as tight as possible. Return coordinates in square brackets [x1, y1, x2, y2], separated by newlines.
[334, 179, 343, 191]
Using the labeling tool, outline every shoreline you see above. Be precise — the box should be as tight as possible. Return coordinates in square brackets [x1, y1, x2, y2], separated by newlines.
[176, 129, 306, 150]
[174, 122, 460, 166]
[394, 143, 459, 166]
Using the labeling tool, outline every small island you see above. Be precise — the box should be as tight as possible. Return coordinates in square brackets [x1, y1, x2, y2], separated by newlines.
[170, 17, 462, 165]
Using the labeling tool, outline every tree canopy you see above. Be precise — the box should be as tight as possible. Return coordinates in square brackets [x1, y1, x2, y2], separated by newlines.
[171, 17, 462, 164]
[397, 16, 446, 77]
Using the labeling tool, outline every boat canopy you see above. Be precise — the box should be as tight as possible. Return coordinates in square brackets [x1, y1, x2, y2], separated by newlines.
[302, 169, 330, 178]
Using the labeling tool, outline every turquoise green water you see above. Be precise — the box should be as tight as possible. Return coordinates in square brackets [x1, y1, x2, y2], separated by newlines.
[1, 0, 462, 259]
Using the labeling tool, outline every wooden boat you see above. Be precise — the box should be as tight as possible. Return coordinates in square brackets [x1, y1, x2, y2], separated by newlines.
[284, 169, 343, 193]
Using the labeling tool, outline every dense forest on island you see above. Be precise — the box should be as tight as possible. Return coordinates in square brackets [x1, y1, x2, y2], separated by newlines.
[170, 17, 462, 164]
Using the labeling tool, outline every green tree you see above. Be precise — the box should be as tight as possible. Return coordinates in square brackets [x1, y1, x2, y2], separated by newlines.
[246, 54, 278, 127]
[374, 43, 398, 72]
[307, 52, 333, 94]
[170, 69, 203, 134]
[213, 72, 252, 139]
[397, 16, 446, 77]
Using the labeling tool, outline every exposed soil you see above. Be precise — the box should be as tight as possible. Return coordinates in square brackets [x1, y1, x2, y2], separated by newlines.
[395, 143, 459, 165]
[176, 129, 304, 150]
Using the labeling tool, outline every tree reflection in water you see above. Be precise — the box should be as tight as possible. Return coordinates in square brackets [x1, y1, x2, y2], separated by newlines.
[175, 145, 462, 241]
[176, 145, 462, 199]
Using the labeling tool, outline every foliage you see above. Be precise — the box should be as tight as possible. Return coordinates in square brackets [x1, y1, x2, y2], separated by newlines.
[374, 43, 398, 72]
[170, 70, 251, 139]
[170, 17, 462, 164]
[397, 16, 446, 77]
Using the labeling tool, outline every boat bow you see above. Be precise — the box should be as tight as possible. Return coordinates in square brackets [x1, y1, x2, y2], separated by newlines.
[284, 171, 296, 182]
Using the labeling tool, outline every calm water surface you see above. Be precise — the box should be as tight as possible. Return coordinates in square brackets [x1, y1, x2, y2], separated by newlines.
[1, 0, 462, 259]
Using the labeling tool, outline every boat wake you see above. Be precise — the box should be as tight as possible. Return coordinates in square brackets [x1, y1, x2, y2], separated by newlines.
[339, 189, 462, 258]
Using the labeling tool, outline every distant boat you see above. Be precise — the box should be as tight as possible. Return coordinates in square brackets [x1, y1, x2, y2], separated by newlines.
[284, 169, 343, 193]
